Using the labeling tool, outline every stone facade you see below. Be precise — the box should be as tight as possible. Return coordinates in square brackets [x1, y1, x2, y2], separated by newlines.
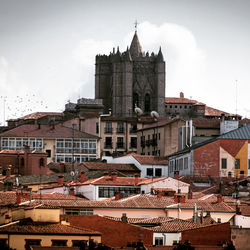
[95, 32, 165, 117]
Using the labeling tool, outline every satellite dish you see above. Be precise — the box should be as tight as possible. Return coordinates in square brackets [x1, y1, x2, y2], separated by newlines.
[135, 107, 143, 116]
[151, 111, 159, 119]
[70, 171, 75, 176]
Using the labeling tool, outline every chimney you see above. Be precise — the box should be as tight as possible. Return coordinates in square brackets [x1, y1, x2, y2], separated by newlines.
[174, 171, 179, 180]
[134, 173, 140, 186]
[157, 191, 162, 199]
[121, 213, 128, 223]
[115, 190, 120, 200]
[16, 190, 22, 204]
[221, 113, 225, 122]
[79, 171, 86, 183]
[58, 175, 64, 185]
[6, 167, 11, 178]
[188, 189, 193, 199]
[217, 194, 222, 203]
[59, 161, 65, 173]
[111, 172, 117, 181]
[180, 92, 184, 98]
[104, 171, 109, 179]
[200, 210, 204, 224]
[206, 211, 211, 217]
[174, 194, 186, 203]
[69, 187, 75, 196]
[217, 218, 221, 223]
[16, 190, 30, 205]
[228, 172, 232, 183]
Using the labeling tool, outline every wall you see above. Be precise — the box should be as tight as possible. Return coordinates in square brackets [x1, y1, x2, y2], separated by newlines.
[234, 141, 248, 177]
[76, 184, 97, 200]
[193, 140, 220, 177]
[3, 234, 101, 250]
[153, 232, 181, 246]
[181, 222, 231, 246]
[220, 147, 235, 177]
[25, 208, 60, 223]
[44, 138, 55, 163]
[231, 227, 250, 250]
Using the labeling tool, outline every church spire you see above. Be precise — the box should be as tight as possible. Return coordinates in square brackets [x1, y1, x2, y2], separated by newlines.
[129, 31, 142, 58]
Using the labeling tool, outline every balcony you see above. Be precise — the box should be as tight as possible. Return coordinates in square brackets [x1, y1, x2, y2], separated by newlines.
[104, 127, 113, 134]
[116, 142, 125, 149]
[146, 140, 151, 147]
[151, 139, 158, 147]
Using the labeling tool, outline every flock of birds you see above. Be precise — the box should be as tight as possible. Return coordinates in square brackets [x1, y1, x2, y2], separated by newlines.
[0, 93, 50, 125]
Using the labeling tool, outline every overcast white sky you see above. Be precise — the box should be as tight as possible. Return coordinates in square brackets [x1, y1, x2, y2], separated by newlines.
[0, 0, 249, 124]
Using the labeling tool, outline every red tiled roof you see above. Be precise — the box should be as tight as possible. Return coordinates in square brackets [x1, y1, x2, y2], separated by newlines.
[219, 139, 246, 157]
[82, 162, 140, 172]
[0, 124, 98, 139]
[205, 106, 237, 117]
[165, 97, 203, 105]
[0, 221, 100, 235]
[7, 112, 64, 122]
[62, 215, 153, 247]
[120, 153, 168, 165]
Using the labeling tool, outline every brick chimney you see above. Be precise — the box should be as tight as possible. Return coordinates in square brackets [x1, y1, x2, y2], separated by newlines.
[59, 161, 65, 173]
[217, 218, 221, 223]
[188, 189, 193, 199]
[69, 187, 75, 196]
[174, 171, 179, 180]
[111, 172, 117, 181]
[134, 173, 140, 186]
[180, 92, 184, 98]
[217, 194, 222, 203]
[6, 167, 11, 178]
[115, 190, 120, 200]
[79, 171, 86, 183]
[174, 194, 186, 203]
[58, 175, 64, 185]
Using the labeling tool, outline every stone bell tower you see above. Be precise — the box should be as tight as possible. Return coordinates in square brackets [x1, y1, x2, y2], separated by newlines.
[95, 31, 165, 117]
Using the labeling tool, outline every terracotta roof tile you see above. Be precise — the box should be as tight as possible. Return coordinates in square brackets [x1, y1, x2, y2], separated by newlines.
[0, 124, 98, 139]
[165, 97, 203, 105]
[7, 112, 64, 122]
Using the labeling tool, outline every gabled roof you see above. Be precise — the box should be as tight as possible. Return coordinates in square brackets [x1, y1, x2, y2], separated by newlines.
[219, 140, 246, 157]
[218, 124, 250, 140]
[0, 124, 99, 139]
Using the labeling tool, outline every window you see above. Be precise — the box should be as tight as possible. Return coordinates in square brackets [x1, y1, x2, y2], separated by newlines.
[98, 187, 140, 198]
[155, 237, 163, 246]
[105, 137, 112, 148]
[130, 124, 137, 133]
[51, 240, 67, 246]
[133, 92, 139, 109]
[46, 149, 51, 158]
[117, 137, 124, 148]
[65, 208, 93, 215]
[72, 240, 87, 247]
[221, 158, 227, 169]
[105, 122, 112, 133]
[96, 122, 99, 134]
[184, 157, 188, 169]
[248, 159, 250, 169]
[147, 168, 153, 176]
[155, 168, 162, 177]
[235, 158, 240, 169]
[21, 158, 24, 166]
[0, 239, 7, 248]
[178, 158, 183, 170]
[25, 239, 41, 249]
[117, 122, 124, 133]
[130, 137, 137, 148]
[145, 93, 151, 112]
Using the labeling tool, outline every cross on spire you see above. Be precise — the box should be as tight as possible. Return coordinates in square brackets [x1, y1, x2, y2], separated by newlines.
[134, 20, 139, 32]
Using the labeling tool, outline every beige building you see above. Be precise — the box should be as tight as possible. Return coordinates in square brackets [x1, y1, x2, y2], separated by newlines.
[99, 116, 153, 156]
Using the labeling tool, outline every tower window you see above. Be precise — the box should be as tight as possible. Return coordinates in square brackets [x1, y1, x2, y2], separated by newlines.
[133, 93, 139, 109]
[145, 93, 150, 112]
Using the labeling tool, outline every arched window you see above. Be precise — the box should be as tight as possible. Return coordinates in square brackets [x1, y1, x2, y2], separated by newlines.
[39, 158, 44, 167]
[133, 93, 139, 109]
[145, 93, 151, 112]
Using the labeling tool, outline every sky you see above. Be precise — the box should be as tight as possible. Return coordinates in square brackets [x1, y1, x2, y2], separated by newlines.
[0, 0, 250, 125]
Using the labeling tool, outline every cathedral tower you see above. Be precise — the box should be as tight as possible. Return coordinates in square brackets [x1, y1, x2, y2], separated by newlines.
[95, 31, 165, 117]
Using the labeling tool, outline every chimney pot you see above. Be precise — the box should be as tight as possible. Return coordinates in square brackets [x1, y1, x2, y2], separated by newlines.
[58, 175, 64, 185]
[69, 187, 75, 196]
[111, 172, 117, 181]
[157, 191, 162, 199]
[180, 92, 184, 98]
[115, 190, 119, 200]
[59, 161, 65, 173]
[217, 194, 222, 203]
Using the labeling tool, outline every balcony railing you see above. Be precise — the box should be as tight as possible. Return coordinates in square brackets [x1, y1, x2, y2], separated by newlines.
[116, 142, 125, 149]
[104, 127, 113, 134]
